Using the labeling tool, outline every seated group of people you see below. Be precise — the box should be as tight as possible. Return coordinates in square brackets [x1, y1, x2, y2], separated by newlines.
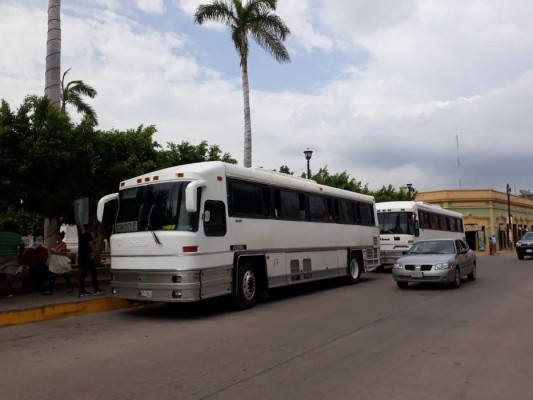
[21, 233, 74, 295]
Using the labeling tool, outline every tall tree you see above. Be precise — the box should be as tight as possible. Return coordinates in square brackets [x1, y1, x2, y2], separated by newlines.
[61, 68, 98, 124]
[194, 0, 290, 168]
[44, 0, 62, 249]
[45, 0, 61, 107]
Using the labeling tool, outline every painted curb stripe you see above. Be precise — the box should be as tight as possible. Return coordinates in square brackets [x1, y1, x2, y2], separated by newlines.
[0, 298, 133, 327]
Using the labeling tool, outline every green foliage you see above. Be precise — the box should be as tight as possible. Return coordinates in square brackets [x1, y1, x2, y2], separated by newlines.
[310, 166, 370, 194]
[278, 165, 293, 175]
[60, 68, 98, 123]
[194, 0, 291, 66]
[0, 95, 238, 230]
[373, 184, 413, 202]
[158, 140, 237, 168]
[0, 208, 43, 237]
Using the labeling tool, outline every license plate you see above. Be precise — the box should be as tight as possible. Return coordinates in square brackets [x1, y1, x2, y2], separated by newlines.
[527, 249, 532, 253]
[411, 271, 424, 278]
[139, 289, 153, 298]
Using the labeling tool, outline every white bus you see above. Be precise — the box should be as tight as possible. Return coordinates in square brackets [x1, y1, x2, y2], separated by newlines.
[377, 201, 465, 266]
[97, 161, 380, 309]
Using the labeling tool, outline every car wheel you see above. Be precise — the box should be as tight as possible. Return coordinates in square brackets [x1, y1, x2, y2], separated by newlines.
[396, 281, 408, 289]
[467, 263, 477, 281]
[347, 256, 361, 284]
[518, 254, 524, 260]
[233, 263, 258, 310]
[450, 267, 461, 289]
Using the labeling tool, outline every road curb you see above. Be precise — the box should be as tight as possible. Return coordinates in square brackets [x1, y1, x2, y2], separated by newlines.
[0, 298, 134, 327]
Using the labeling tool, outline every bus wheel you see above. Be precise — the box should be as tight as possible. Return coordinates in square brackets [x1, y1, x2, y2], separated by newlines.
[347, 256, 361, 284]
[234, 263, 258, 310]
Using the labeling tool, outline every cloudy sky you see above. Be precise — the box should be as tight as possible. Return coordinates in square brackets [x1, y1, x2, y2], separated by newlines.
[1, 0, 532, 194]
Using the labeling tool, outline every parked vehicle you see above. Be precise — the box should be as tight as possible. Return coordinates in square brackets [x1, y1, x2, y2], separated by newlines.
[377, 201, 465, 267]
[392, 238, 476, 289]
[516, 232, 533, 260]
[97, 161, 381, 309]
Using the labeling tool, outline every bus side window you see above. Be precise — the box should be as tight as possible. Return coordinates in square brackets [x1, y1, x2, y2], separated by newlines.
[204, 200, 227, 237]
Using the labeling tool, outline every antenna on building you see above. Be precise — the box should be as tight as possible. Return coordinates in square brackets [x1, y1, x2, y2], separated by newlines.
[519, 189, 533, 199]
[456, 133, 462, 188]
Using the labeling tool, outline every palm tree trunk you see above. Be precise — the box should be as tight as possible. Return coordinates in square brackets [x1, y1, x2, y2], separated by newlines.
[44, 1, 61, 248]
[242, 63, 252, 168]
[45, 0, 61, 107]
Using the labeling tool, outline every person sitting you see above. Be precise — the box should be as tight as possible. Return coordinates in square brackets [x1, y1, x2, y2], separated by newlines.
[43, 232, 73, 295]
[22, 241, 49, 292]
[0, 222, 25, 297]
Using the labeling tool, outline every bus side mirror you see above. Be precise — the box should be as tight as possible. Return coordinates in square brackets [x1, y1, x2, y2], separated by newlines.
[97, 193, 118, 222]
[414, 227, 420, 237]
[185, 180, 206, 213]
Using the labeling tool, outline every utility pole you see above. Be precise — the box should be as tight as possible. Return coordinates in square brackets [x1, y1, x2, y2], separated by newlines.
[507, 183, 513, 249]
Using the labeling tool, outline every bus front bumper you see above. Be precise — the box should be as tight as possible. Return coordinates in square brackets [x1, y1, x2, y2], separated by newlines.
[110, 267, 233, 303]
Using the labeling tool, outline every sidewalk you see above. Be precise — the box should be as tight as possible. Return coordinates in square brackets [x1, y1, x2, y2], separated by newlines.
[0, 284, 136, 327]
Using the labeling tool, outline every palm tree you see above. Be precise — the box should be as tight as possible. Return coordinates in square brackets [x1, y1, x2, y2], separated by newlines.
[60, 68, 98, 123]
[194, 0, 290, 168]
[45, 0, 61, 107]
[44, 0, 62, 252]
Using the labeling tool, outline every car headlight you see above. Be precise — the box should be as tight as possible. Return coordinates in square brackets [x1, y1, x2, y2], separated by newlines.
[516, 242, 522, 247]
[393, 263, 404, 269]
[434, 262, 453, 270]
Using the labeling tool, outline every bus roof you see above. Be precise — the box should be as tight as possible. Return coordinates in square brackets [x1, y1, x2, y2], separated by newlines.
[376, 201, 463, 218]
[119, 161, 375, 203]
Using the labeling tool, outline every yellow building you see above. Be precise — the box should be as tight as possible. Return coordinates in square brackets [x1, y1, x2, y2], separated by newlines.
[416, 189, 533, 253]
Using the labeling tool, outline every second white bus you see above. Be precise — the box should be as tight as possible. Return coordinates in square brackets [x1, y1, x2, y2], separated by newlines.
[97, 161, 380, 309]
[377, 201, 465, 266]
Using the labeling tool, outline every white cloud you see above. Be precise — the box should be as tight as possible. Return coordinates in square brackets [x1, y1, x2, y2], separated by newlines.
[135, 0, 166, 14]
[1, 0, 533, 193]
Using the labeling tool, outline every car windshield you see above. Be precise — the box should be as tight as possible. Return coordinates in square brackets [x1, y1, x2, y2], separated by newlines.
[522, 232, 533, 240]
[409, 240, 455, 254]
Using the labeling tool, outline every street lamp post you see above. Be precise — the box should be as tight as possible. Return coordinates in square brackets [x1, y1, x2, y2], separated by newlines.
[406, 183, 413, 201]
[304, 149, 313, 179]
[507, 183, 512, 249]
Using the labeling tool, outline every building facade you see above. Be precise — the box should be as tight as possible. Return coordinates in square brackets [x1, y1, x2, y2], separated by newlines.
[416, 189, 533, 253]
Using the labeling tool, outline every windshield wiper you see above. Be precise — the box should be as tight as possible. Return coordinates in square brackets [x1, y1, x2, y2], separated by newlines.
[147, 204, 162, 245]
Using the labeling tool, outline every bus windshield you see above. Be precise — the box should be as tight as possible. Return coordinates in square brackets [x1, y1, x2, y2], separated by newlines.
[114, 181, 199, 233]
[377, 212, 416, 235]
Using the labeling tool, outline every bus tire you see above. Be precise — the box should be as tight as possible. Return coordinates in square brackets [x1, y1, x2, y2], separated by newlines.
[233, 263, 258, 310]
[347, 255, 361, 284]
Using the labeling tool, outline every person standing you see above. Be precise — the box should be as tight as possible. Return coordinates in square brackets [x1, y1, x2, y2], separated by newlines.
[78, 223, 104, 297]
[0, 222, 25, 297]
[43, 232, 73, 295]
[489, 235, 497, 255]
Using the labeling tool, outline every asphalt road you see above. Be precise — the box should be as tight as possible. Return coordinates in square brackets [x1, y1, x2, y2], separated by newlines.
[2, 253, 533, 400]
